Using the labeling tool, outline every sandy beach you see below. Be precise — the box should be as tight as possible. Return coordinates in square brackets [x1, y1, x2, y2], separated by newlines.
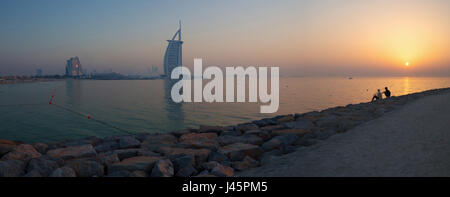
[238, 89, 450, 177]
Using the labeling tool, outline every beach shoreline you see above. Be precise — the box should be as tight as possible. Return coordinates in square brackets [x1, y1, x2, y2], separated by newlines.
[1, 87, 449, 177]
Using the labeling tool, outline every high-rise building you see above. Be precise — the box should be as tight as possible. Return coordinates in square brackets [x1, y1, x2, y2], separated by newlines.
[163, 21, 183, 77]
[65, 56, 84, 77]
[35, 69, 42, 77]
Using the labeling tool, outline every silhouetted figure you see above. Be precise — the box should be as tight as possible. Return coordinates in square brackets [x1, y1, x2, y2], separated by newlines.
[383, 87, 391, 98]
[371, 89, 382, 102]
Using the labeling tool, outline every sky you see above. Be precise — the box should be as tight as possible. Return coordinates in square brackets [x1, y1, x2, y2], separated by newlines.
[0, 0, 449, 76]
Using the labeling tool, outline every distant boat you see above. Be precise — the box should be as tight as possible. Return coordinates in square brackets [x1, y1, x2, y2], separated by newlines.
[348, 77, 353, 80]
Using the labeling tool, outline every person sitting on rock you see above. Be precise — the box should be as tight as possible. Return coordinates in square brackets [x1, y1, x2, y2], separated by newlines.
[371, 89, 382, 102]
[383, 87, 391, 98]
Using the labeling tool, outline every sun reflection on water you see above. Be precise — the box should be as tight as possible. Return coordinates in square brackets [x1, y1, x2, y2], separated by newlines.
[403, 77, 410, 95]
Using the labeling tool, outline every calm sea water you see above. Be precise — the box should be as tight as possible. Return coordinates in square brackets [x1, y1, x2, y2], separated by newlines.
[1, 77, 449, 143]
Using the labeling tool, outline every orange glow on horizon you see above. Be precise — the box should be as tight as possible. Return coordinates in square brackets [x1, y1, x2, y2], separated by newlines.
[293, 1, 449, 75]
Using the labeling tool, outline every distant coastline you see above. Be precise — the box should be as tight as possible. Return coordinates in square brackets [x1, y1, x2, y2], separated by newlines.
[0, 76, 63, 85]
[0, 75, 165, 85]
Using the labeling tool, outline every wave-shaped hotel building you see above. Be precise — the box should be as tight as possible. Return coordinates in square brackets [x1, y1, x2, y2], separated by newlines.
[163, 22, 183, 77]
[65, 56, 83, 77]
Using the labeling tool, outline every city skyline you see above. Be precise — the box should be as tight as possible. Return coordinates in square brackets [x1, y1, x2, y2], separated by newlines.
[0, 0, 449, 77]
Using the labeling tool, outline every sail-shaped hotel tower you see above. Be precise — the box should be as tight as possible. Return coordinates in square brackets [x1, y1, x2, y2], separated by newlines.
[163, 22, 183, 77]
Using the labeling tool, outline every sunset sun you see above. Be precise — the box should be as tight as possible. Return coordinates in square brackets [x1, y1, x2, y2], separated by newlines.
[405, 62, 409, 67]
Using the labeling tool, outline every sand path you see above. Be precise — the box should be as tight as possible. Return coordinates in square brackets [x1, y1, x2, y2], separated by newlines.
[238, 91, 450, 176]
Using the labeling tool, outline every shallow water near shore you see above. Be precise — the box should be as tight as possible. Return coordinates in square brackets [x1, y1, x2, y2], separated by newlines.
[1, 76, 450, 143]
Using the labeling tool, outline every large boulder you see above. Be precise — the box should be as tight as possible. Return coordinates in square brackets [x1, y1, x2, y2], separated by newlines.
[106, 170, 131, 177]
[47, 144, 97, 160]
[66, 160, 104, 177]
[142, 134, 177, 145]
[158, 147, 210, 165]
[59, 136, 102, 148]
[0, 139, 17, 145]
[218, 136, 244, 146]
[232, 156, 259, 171]
[257, 131, 271, 141]
[96, 152, 120, 165]
[284, 119, 315, 130]
[57, 140, 88, 149]
[24, 170, 42, 177]
[118, 136, 141, 149]
[271, 129, 309, 137]
[275, 114, 295, 124]
[260, 124, 285, 132]
[208, 151, 229, 163]
[243, 129, 270, 141]
[112, 149, 141, 161]
[170, 129, 192, 138]
[136, 149, 161, 157]
[261, 138, 281, 152]
[195, 170, 216, 177]
[141, 134, 177, 151]
[0, 160, 25, 177]
[151, 159, 174, 177]
[27, 158, 59, 177]
[242, 129, 262, 136]
[180, 133, 217, 141]
[172, 155, 197, 177]
[198, 125, 223, 134]
[201, 161, 221, 171]
[111, 148, 161, 161]
[172, 155, 195, 171]
[84, 136, 104, 147]
[220, 130, 241, 137]
[94, 140, 120, 153]
[129, 170, 147, 177]
[252, 118, 277, 127]
[275, 134, 299, 146]
[1, 144, 41, 162]
[210, 164, 234, 177]
[218, 135, 263, 146]
[175, 165, 198, 177]
[236, 123, 259, 132]
[50, 167, 76, 177]
[33, 143, 48, 154]
[218, 143, 263, 161]
[0, 139, 18, 157]
[179, 133, 219, 150]
[107, 156, 162, 173]
[262, 133, 300, 152]
[243, 135, 264, 146]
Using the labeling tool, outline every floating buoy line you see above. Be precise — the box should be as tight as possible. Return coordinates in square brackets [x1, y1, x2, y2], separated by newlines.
[1, 86, 134, 135]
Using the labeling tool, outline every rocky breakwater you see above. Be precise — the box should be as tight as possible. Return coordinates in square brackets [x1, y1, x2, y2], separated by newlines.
[0, 88, 448, 177]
